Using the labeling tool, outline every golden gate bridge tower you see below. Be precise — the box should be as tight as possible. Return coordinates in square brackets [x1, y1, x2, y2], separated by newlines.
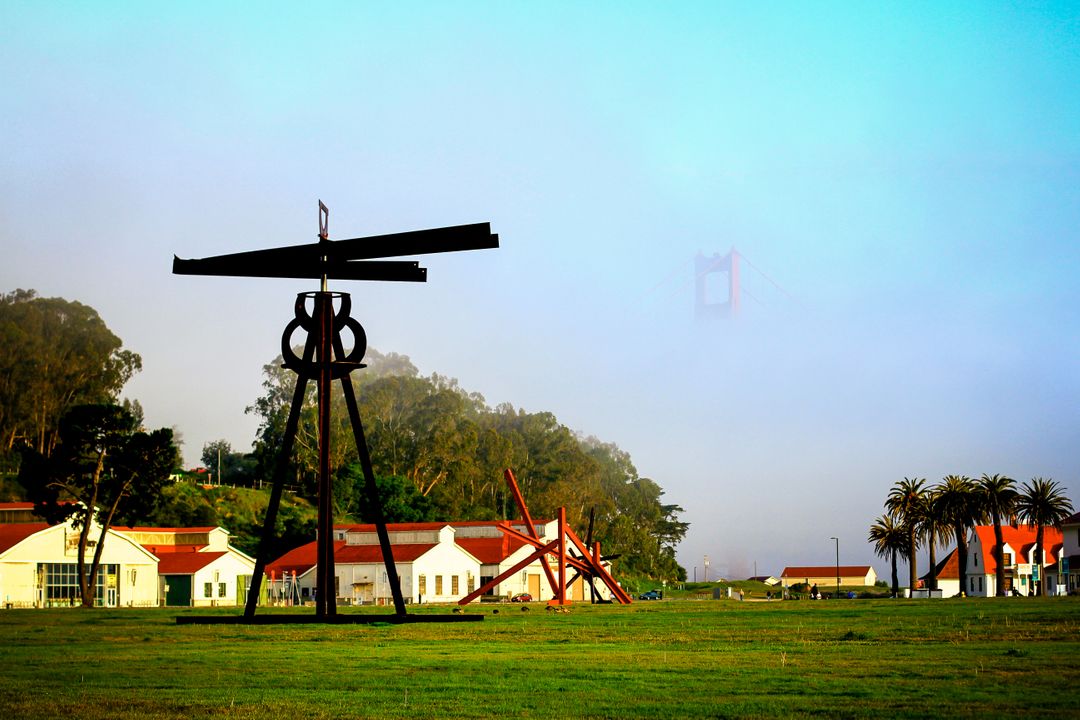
[694, 248, 740, 320]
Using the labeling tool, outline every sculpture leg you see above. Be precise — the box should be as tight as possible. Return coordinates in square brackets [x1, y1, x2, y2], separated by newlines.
[333, 335, 407, 615]
[244, 337, 316, 619]
[315, 292, 337, 618]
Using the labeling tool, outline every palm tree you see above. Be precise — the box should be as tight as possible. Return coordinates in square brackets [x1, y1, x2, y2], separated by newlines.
[934, 475, 981, 596]
[978, 473, 1017, 597]
[868, 513, 906, 597]
[1015, 477, 1074, 596]
[919, 488, 951, 592]
[885, 477, 926, 593]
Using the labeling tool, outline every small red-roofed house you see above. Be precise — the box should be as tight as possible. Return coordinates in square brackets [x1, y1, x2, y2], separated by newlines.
[113, 526, 255, 607]
[920, 548, 963, 597]
[966, 524, 1063, 597]
[780, 565, 877, 589]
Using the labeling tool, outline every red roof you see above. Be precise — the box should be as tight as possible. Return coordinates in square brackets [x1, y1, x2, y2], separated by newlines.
[0, 523, 48, 553]
[923, 548, 961, 580]
[157, 551, 227, 574]
[115, 526, 219, 533]
[341, 520, 551, 533]
[456, 535, 529, 564]
[147, 544, 208, 554]
[339, 543, 435, 563]
[342, 522, 449, 533]
[266, 540, 438, 577]
[0, 502, 36, 510]
[780, 566, 873, 578]
[971, 525, 1063, 574]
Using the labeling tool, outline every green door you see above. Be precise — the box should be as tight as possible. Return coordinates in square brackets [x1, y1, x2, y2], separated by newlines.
[164, 575, 192, 607]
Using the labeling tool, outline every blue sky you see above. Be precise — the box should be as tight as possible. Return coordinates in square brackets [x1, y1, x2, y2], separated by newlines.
[2, 2, 1078, 581]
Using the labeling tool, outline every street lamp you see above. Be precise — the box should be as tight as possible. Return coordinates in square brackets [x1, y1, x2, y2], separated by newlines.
[830, 537, 839, 599]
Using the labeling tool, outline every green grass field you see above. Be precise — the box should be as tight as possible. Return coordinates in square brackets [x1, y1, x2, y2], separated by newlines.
[1, 597, 1077, 719]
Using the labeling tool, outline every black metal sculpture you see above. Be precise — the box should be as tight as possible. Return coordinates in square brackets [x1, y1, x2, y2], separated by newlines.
[173, 201, 496, 623]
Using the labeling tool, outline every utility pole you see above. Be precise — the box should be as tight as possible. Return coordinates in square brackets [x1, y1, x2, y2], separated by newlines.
[830, 537, 840, 599]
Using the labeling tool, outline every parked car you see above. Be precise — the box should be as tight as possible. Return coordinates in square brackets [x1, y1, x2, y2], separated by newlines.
[511, 593, 533, 602]
[639, 590, 662, 600]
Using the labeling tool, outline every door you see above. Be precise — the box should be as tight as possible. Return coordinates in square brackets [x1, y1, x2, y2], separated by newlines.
[571, 576, 584, 601]
[528, 573, 541, 599]
[164, 575, 192, 606]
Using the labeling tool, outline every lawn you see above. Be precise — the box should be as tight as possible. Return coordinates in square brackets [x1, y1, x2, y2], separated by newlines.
[1, 597, 1077, 719]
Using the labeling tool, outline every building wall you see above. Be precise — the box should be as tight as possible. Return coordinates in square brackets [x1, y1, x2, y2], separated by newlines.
[928, 577, 961, 597]
[188, 553, 257, 607]
[781, 572, 874, 587]
[967, 529, 1061, 597]
[412, 543, 481, 604]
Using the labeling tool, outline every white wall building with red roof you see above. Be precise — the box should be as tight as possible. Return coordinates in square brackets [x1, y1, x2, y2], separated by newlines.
[0, 506, 160, 608]
[966, 524, 1064, 597]
[0, 503, 255, 608]
[113, 526, 255, 607]
[920, 549, 963, 597]
[779, 565, 877, 589]
[268, 522, 484, 606]
[267, 519, 613, 606]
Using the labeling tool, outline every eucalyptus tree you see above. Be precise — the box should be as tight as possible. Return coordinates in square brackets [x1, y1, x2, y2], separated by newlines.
[0, 290, 141, 456]
[1015, 477, 1074, 596]
[933, 475, 981, 595]
[978, 473, 1018, 597]
[885, 477, 927, 592]
[868, 513, 906, 597]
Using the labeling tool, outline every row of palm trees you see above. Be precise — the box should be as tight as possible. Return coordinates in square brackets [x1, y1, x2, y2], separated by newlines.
[868, 474, 1073, 597]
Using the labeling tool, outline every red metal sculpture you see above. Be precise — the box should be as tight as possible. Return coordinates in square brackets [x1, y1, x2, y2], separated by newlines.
[458, 469, 632, 606]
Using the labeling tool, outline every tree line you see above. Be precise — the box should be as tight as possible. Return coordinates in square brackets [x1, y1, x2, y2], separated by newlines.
[868, 474, 1073, 597]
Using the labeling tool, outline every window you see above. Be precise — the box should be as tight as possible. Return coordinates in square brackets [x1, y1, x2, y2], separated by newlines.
[205, 583, 213, 598]
[418, 575, 427, 596]
[1002, 552, 1013, 566]
[467, 576, 475, 594]
[970, 577, 975, 592]
[973, 553, 978, 568]
[218, 582, 227, 598]
[435, 575, 443, 595]
[451, 576, 459, 595]
[39, 563, 118, 607]
[978, 577, 983, 592]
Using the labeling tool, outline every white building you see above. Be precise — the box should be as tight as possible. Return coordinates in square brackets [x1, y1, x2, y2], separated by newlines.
[268, 523, 482, 605]
[267, 520, 614, 605]
[920, 548, 963, 597]
[967, 524, 1064, 597]
[114, 526, 255, 607]
[0, 513, 160, 608]
[1045, 511, 1078, 596]
[0, 503, 255, 608]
